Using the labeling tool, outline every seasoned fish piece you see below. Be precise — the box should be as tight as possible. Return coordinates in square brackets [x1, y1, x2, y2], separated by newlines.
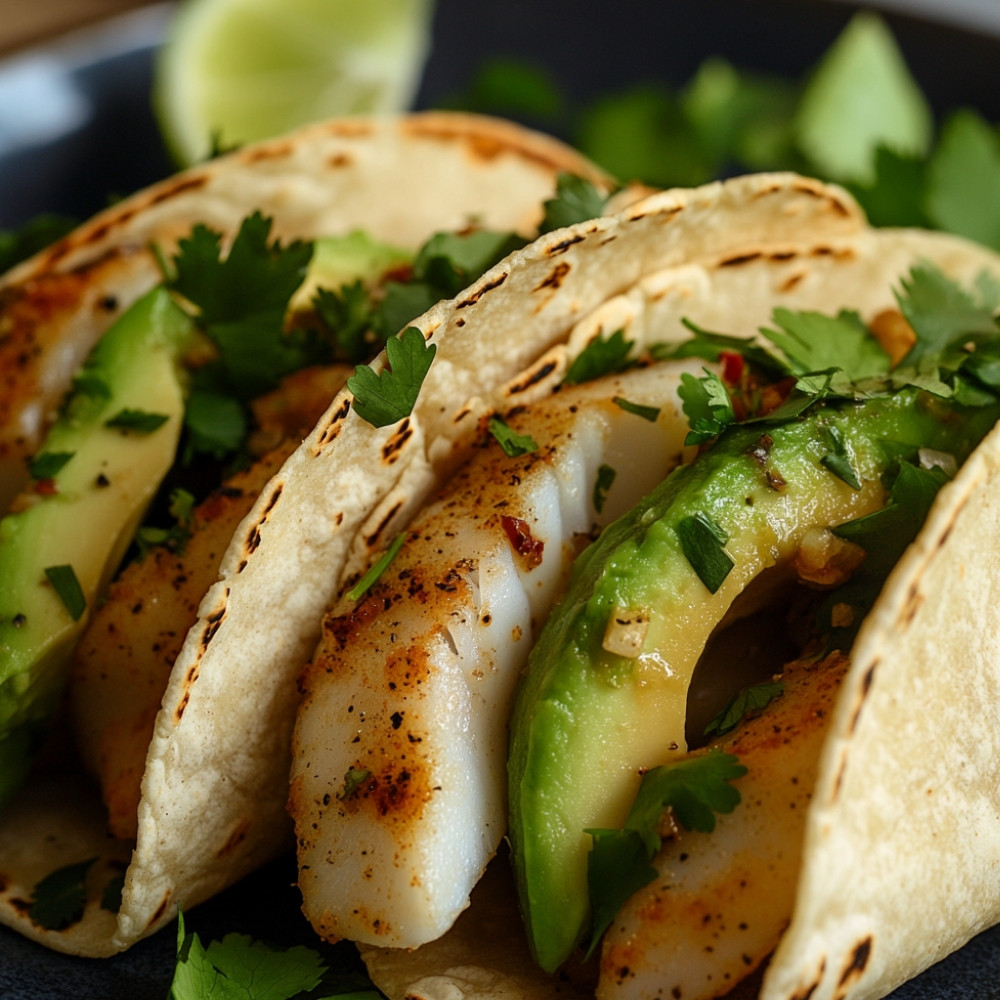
[289, 360, 702, 948]
[598, 651, 849, 1000]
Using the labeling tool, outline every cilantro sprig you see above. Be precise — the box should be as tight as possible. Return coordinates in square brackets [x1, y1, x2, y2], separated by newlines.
[347, 327, 436, 428]
[169, 912, 379, 1000]
[584, 751, 746, 955]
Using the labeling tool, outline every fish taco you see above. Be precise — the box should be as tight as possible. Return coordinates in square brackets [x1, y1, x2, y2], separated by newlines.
[279, 172, 1000, 1000]
[0, 110, 614, 957]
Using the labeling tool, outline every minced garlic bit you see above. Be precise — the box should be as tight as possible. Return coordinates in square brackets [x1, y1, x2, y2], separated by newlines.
[603, 606, 651, 658]
[792, 526, 866, 588]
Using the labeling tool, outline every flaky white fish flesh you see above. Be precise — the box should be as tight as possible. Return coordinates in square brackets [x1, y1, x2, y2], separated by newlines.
[289, 360, 702, 948]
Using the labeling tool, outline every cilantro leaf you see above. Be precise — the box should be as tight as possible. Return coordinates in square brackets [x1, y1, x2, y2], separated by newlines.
[488, 416, 539, 457]
[347, 327, 436, 428]
[761, 308, 891, 381]
[539, 173, 609, 233]
[170, 912, 328, 1000]
[312, 280, 377, 363]
[895, 263, 1000, 368]
[678, 370, 735, 445]
[563, 330, 634, 385]
[412, 229, 526, 299]
[593, 464, 616, 515]
[44, 564, 86, 621]
[169, 212, 315, 400]
[29, 858, 96, 930]
[847, 144, 929, 229]
[704, 681, 785, 737]
[29, 451, 74, 481]
[182, 389, 247, 460]
[584, 751, 746, 954]
[825, 460, 949, 646]
[674, 511, 734, 593]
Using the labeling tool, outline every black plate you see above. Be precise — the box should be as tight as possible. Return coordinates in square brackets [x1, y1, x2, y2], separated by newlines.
[3, 2, 1000, 997]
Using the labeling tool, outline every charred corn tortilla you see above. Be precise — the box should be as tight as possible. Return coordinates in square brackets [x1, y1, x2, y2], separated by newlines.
[268, 174, 1000, 1000]
[0, 110, 612, 957]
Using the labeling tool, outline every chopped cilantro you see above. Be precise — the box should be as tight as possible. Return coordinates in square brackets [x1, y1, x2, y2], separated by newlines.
[820, 424, 862, 490]
[136, 487, 196, 558]
[488, 416, 539, 457]
[584, 751, 746, 955]
[28, 451, 74, 481]
[539, 173, 609, 233]
[44, 565, 86, 621]
[563, 330, 634, 386]
[612, 397, 660, 422]
[678, 369, 735, 445]
[312, 280, 378, 363]
[413, 229, 526, 299]
[338, 768, 373, 801]
[674, 512, 734, 594]
[182, 389, 247, 461]
[347, 532, 407, 602]
[29, 858, 95, 931]
[704, 681, 785, 737]
[593, 464, 616, 514]
[347, 327, 436, 428]
[104, 408, 170, 434]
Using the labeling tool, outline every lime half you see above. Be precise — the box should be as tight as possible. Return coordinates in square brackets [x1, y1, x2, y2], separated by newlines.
[154, 0, 435, 166]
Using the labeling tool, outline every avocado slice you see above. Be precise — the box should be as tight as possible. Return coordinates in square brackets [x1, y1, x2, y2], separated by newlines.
[507, 387, 1000, 971]
[0, 286, 195, 809]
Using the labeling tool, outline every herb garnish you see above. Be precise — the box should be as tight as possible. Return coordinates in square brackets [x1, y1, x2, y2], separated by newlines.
[347, 532, 408, 602]
[29, 858, 95, 930]
[584, 751, 746, 955]
[612, 397, 660, 422]
[704, 681, 785, 737]
[593, 464, 616, 514]
[539, 173, 609, 233]
[28, 452, 74, 481]
[347, 327, 436, 428]
[563, 329, 634, 385]
[44, 565, 86, 621]
[104, 409, 171, 434]
[488, 416, 539, 457]
[674, 512, 734, 594]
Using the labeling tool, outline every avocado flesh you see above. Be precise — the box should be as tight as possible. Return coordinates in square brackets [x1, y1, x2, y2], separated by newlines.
[0, 286, 194, 810]
[507, 388, 1000, 972]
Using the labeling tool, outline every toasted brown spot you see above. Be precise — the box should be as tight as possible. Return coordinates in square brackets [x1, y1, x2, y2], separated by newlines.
[509, 360, 558, 395]
[243, 142, 293, 163]
[546, 233, 585, 255]
[898, 582, 924, 627]
[720, 251, 763, 267]
[780, 271, 806, 293]
[327, 152, 354, 168]
[315, 397, 353, 450]
[146, 893, 172, 930]
[366, 501, 404, 550]
[847, 659, 878, 736]
[837, 937, 873, 990]
[147, 174, 210, 207]
[216, 819, 252, 858]
[457, 271, 508, 308]
[534, 261, 571, 292]
[383, 419, 414, 463]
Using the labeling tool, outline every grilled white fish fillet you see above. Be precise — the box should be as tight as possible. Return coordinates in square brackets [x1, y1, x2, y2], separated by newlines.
[289, 360, 705, 948]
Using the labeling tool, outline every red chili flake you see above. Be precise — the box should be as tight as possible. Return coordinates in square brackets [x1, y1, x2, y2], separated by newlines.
[501, 515, 544, 569]
[34, 478, 59, 496]
[719, 350, 745, 386]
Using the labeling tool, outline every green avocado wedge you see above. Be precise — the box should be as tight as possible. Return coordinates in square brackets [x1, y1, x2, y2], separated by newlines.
[507, 292, 1000, 970]
[0, 287, 195, 810]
